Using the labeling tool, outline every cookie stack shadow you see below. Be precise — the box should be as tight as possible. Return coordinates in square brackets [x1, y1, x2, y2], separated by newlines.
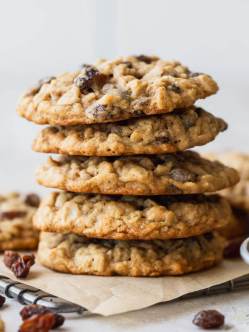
[17, 56, 240, 277]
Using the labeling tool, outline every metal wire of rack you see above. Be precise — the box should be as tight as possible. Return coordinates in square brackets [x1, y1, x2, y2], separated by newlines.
[0, 273, 249, 314]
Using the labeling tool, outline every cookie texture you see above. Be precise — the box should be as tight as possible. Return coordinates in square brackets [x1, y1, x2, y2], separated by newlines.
[33, 108, 227, 156]
[36, 151, 239, 195]
[206, 152, 249, 210]
[34, 192, 232, 240]
[17, 56, 218, 126]
[38, 232, 224, 276]
[219, 207, 249, 257]
[0, 192, 40, 250]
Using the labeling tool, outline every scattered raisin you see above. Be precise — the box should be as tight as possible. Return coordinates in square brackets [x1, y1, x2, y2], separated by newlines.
[11, 254, 35, 278]
[0, 295, 5, 308]
[3, 251, 20, 268]
[193, 310, 225, 329]
[4, 251, 35, 278]
[75, 66, 107, 94]
[135, 55, 153, 64]
[25, 194, 40, 208]
[53, 314, 65, 329]
[168, 83, 181, 93]
[169, 168, 197, 182]
[20, 304, 65, 329]
[0, 210, 27, 221]
[20, 304, 48, 320]
[18, 312, 56, 332]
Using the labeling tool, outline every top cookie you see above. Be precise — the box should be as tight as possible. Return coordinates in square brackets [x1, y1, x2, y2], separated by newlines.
[17, 56, 218, 126]
[206, 152, 249, 210]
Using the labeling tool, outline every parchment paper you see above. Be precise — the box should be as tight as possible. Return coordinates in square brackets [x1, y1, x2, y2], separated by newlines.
[0, 258, 248, 316]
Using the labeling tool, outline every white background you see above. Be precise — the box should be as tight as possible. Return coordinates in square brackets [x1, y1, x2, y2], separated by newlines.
[0, 0, 248, 193]
[0, 0, 249, 331]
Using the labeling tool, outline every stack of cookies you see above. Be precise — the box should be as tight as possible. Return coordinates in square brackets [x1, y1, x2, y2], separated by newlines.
[17, 56, 239, 276]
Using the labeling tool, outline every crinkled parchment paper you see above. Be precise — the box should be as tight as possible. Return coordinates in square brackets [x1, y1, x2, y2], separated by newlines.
[0, 258, 248, 316]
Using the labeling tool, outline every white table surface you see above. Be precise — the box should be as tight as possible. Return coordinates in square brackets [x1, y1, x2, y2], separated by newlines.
[1, 287, 249, 332]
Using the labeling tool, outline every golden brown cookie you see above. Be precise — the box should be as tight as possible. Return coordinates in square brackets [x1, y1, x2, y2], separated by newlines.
[36, 151, 239, 195]
[0, 192, 40, 250]
[34, 192, 232, 240]
[37, 232, 225, 276]
[205, 152, 249, 210]
[219, 207, 249, 257]
[17, 56, 218, 126]
[33, 107, 227, 156]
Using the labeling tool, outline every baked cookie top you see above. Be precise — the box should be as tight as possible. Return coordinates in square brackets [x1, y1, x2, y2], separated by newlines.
[33, 107, 227, 156]
[36, 151, 239, 195]
[34, 192, 232, 240]
[206, 152, 249, 210]
[17, 56, 218, 126]
[0, 192, 40, 250]
[38, 231, 224, 276]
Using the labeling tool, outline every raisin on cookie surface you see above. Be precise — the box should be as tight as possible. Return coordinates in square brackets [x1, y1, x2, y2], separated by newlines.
[34, 192, 232, 240]
[36, 151, 239, 195]
[0, 192, 40, 250]
[17, 56, 218, 126]
[38, 231, 225, 276]
[33, 107, 227, 156]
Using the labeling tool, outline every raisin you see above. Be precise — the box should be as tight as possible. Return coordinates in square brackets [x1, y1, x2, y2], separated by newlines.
[204, 233, 214, 241]
[168, 83, 181, 93]
[0, 295, 5, 308]
[95, 104, 106, 115]
[75, 66, 107, 94]
[25, 194, 40, 207]
[11, 254, 35, 278]
[20, 305, 48, 320]
[0, 210, 27, 220]
[166, 184, 183, 194]
[193, 310, 225, 329]
[135, 55, 153, 64]
[179, 112, 198, 129]
[53, 314, 65, 329]
[85, 103, 122, 121]
[121, 61, 133, 68]
[169, 168, 197, 182]
[4, 251, 35, 278]
[189, 72, 203, 77]
[20, 304, 65, 329]
[3, 251, 20, 268]
[154, 136, 170, 144]
[19, 312, 56, 332]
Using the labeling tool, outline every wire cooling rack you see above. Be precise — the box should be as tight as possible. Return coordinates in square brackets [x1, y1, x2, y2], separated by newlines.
[0, 273, 249, 314]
